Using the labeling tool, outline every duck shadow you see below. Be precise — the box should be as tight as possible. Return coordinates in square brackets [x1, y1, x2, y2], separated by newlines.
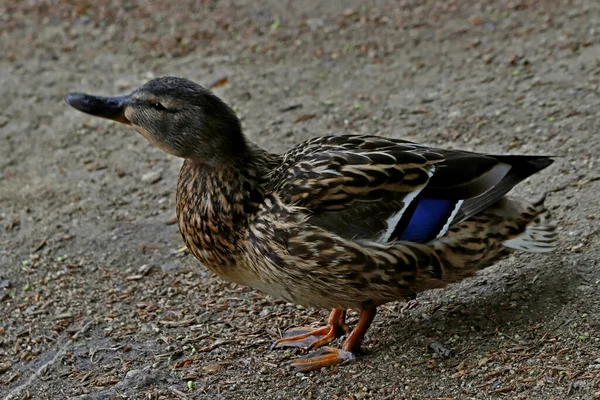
[377, 254, 578, 352]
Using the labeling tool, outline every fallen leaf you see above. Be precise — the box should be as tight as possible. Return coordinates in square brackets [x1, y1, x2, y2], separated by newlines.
[209, 76, 228, 89]
[295, 114, 316, 123]
[202, 364, 223, 372]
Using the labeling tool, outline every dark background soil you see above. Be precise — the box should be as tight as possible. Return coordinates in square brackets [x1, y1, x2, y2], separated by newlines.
[1, 0, 599, 399]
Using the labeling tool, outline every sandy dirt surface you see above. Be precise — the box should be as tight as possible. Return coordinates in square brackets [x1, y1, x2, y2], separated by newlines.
[1, 0, 599, 399]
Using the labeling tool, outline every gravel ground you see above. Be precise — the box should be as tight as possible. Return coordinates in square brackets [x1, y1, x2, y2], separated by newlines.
[1, 0, 599, 399]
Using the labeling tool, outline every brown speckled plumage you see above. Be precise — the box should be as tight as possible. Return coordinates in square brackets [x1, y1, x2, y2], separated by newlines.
[65, 77, 558, 371]
[174, 142, 551, 310]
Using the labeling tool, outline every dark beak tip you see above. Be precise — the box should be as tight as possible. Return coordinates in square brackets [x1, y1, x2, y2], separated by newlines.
[64, 92, 131, 124]
[65, 92, 79, 102]
[64, 93, 88, 111]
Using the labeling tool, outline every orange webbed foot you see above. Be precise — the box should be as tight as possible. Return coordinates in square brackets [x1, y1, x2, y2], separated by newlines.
[271, 325, 336, 350]
[288, 308, 377, 372]
[290, 346, 356, 372]
[271, 308, 347, 350]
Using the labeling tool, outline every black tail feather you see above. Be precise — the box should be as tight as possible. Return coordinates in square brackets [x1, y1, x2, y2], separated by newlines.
[452, 155, 554, 225]
[493, 155, 554, 178]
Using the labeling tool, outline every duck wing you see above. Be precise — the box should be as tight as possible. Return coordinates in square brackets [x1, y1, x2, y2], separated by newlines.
[270, 135, 553, 243]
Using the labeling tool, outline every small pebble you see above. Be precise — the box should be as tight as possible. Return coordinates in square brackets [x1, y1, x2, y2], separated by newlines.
[197, 311, 213, 324]
[570, 243, 584, 252]
[0, 361, 12, 373]
[141, 171, 162, 184]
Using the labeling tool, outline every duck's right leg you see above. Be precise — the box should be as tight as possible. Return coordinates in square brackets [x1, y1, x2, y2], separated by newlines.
[290, 307, 377, 372]
[271, 308, 349, 350]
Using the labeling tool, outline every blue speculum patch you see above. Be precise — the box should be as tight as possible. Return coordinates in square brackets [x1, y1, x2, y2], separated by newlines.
[398, 198, 458, 243]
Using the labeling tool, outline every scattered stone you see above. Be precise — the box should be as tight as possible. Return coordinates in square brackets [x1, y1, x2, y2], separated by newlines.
[259, 307, 271, 317]
[428, 340, 452, 357]
[570, 243, 584, 252]
[138, 264, 153, 275]
[114, 368, 161, 390]
[197, 311, 213, 324]
[0, 360, 12, 373]
[141, 171, 162, 184]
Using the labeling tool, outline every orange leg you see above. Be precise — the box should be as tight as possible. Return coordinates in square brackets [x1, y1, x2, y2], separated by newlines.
[271, 308, 348, 350]
[291, 308, 377, 372]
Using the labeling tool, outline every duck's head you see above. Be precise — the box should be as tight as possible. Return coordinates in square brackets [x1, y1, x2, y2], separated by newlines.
[65, 77, 245, 163]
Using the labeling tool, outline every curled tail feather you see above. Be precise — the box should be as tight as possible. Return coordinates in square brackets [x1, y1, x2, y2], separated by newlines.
[502, 197, 557, 253]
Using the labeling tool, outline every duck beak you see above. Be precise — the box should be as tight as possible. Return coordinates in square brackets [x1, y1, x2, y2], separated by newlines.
[64, 93, 131, 125]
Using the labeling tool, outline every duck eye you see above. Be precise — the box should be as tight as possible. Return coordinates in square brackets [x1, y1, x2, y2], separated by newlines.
[151, 102, 167, 111]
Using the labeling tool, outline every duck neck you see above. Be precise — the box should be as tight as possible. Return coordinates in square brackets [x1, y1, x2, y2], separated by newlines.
[175, 145, 275, 267]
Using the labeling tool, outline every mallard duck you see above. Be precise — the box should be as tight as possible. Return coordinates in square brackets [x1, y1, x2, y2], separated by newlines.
[65, 77, 557, 372]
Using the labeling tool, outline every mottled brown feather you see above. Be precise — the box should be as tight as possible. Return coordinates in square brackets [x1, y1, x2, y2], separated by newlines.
[175, 135, 553, 310]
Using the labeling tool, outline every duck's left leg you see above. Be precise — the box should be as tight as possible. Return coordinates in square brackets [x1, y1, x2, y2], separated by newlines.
[290, 307, 376, 372]
[271, 308, 348, 350]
